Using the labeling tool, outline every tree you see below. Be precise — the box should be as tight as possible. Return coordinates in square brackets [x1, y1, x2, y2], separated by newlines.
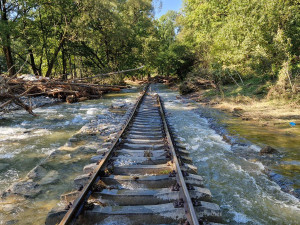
[178, 0, 300, 85]
[153, 10, 193, 78]
[0, 0, 16, 76]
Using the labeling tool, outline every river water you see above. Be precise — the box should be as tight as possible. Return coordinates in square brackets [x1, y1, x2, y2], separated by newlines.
[152, 84, 300, 224]
[0, 88, 140, 224]
[1, 84, 299, 224]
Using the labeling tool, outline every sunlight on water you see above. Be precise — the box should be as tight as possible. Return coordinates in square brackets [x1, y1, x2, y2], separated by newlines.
[153, 84, 300, 225]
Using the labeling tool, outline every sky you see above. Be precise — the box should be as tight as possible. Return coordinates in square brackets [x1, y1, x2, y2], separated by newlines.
[153, 0, 183, 18]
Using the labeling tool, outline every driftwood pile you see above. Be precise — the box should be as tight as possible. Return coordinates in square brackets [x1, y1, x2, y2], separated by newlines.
[0, 75, 124, 115]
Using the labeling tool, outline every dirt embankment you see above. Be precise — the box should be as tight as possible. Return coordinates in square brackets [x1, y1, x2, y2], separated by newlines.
[186, 90, 300, 129]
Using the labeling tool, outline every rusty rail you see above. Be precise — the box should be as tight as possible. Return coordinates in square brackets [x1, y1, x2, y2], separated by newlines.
[156, 94, 199, 225]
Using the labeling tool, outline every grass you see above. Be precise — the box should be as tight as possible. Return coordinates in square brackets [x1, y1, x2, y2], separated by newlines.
[204, 78, 272, 100]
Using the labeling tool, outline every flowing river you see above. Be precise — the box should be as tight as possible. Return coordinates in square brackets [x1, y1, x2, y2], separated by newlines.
[152, 84, 300, 224]
[0, 88, 140, 224]
[1, 84, 299, 224]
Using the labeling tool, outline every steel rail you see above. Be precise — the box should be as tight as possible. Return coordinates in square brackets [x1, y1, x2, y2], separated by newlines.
[59, 85, 149, 225]
[157, 94, 199, 225]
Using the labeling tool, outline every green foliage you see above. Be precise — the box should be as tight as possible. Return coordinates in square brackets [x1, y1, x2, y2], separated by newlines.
[0, 0, 156, 80]
[153, 10, 194, 78]
[1, 0, 298, 94]
[179, 0, 300, 93]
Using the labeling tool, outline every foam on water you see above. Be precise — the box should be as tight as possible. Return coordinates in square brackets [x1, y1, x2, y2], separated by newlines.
[0, 127, 27, 135]
[86, 107, 98, 115]
[71, 115, 86, 124]
[249, 144, 261, 152]
[0, 153, 14, 159]
[0, 127, 50, 142]
[250, 161, 265, 172]
[20, 120, 31, 125]
[231, 211, 256, 224]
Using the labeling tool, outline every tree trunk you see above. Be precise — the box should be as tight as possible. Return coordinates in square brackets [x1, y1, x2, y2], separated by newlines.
[2, 46, 15, 76]
[69, 54, 73, 79]
[28, 49, 39, 76]
[79, 56, 83, 79]
[81, 41, 105, 68]
[73, 55, 77, 78]
[0, 0, 16, 76]
[61, 44, 67, 80]
[45, 38, 65, 77]
[37, 52, 43, 77]
[22, 8, 39, 76]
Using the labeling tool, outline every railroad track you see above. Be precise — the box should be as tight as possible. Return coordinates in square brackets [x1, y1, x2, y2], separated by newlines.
[46, 86, 222, 225]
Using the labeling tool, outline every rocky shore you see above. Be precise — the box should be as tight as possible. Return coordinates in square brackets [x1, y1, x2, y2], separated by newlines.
[176, 94, 300, 199]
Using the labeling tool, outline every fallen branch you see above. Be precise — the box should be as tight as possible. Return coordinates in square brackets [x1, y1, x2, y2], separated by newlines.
[12, 97, 36, 116]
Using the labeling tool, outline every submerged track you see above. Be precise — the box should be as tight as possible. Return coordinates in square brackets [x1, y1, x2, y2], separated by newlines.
[53, 86, 222, 225]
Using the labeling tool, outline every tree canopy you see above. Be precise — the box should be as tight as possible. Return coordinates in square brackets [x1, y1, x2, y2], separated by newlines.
[0, 0, 156, 79]
[0, 0, 299, 94]
[178, 0, 299, 89]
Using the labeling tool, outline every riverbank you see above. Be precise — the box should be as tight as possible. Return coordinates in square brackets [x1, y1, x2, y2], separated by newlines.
[187, 90, 299, 126]
[176, 85, 300, 198]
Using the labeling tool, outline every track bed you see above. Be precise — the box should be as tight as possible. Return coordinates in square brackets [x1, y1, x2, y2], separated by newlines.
[46, 87, 223, 225]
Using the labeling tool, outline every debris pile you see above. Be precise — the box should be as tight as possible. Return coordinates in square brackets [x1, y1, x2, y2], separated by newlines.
[0, 74, 125, 115]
